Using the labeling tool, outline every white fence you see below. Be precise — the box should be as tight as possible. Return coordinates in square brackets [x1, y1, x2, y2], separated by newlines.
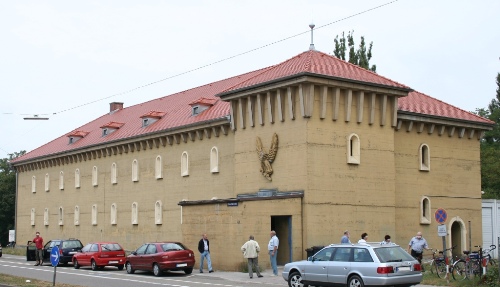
[482, 199, 500, 259]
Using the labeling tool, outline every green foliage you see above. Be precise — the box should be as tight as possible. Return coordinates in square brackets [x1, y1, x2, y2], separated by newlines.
[477, 73, 500, 199]
[333, 31, 377, 72]
[0, 151, 25, 245]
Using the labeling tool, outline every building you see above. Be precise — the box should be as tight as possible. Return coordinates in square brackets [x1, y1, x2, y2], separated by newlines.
[11, 48, 493, 270]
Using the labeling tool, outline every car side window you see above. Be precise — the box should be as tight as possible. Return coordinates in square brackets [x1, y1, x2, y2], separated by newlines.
[354, 248, 373, 262]
[81, 244, 92, 252]
[136, 244, 148, 255]
[333, 247, 352, 262]
[146, 244, 157, 254]
[90, 244, 99, 252]
[313, 247, 334, 261]
[44, 241, 52, 248]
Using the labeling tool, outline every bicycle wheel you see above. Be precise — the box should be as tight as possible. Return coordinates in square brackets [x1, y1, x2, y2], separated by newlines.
[429, 259, 435, 274]
[452, 260, 467, 281]
[489, 257, 497, 266]
[435, 261, 447, 278]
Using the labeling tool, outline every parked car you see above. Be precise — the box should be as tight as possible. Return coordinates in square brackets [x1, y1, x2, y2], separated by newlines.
[27, 238, 83, 265]
[73, 242, 126, 271]
[283, 243, 422, 287]
[125, 242, 195, 276]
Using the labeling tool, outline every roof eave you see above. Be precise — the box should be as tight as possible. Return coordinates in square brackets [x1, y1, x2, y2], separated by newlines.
[216, 72, 413, 100]
[398, 111, 494, 130]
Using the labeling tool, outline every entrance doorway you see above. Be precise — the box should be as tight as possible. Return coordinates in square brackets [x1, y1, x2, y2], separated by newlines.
[271, 215, 291, 265]
[451, 221, 463, 258]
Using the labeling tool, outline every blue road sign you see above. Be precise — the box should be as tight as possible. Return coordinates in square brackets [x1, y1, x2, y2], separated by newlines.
[435, 208, 447, 224]
[50, 246, 60, 267]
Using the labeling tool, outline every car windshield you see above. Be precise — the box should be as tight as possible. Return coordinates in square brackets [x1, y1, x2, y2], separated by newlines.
[61, 241, 83, 249]
[161, 243, 186, 252]
[374, 246, 416, 263]
[100, 243, 122, 251]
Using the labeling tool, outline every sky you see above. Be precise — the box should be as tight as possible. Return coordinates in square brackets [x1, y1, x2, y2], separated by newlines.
[1, 0, 499, 160]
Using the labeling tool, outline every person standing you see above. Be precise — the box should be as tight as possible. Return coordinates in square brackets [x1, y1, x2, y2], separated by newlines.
[241, 235, 263, 279]
[341, 230, 351, 244]
[358, 233, 368, 243]
[197, 233, 214, 273]
[408, 231, 430, 265]
[380, 235, 392, 245]
[32, 231, 44, 266]
[268, 230, 279, 276]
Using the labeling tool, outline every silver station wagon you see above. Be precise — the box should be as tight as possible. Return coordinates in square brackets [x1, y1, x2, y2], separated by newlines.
[282, 243, 422, 287]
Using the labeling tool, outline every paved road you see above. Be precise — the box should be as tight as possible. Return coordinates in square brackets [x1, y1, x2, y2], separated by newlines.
[0, 254, 437, 287]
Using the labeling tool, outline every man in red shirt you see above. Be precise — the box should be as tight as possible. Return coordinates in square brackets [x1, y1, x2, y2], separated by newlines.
[32, 231, 44, 266]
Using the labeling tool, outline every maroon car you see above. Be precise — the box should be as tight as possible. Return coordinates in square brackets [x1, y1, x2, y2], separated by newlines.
[125, 242, 195, 276]
[73, 242, 126, 270]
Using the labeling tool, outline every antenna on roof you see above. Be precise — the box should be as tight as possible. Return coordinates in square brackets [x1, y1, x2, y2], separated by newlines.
[309, 22, 315, 51]
[23, 114, 49, 120]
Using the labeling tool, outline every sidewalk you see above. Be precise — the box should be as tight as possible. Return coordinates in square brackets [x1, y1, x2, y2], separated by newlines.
[198, 266, 437, 287]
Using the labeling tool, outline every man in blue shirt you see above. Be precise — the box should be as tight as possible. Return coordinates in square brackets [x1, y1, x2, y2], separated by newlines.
[407, 231, 430, 264]
[341, 230, 351, 244]
[268, 231, 279, 276]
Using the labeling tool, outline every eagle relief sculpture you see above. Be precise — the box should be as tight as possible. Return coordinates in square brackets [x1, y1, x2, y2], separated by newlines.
[256, 133, 278, 181]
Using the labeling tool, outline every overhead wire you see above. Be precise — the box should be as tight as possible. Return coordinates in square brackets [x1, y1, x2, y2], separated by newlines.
[49, 0, 400, 116]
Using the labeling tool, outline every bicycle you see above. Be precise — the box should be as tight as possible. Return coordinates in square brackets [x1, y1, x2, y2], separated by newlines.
[481, 244, 497, 267]
[433, 245, 456, 278]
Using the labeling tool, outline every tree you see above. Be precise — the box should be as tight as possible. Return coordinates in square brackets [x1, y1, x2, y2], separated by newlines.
[333, 31, 377, 72]
[0, 151, 25, 245]
[478, 73, 500, 199]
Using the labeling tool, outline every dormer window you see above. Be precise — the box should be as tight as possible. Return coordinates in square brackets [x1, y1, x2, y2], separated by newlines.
[189, 97, 217, 116]
[67, 130, 89, 144]
[140, 111, 166, 127]
[100, 122, 124, 137]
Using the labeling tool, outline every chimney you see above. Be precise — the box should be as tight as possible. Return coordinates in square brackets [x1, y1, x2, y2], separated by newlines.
[109, 102, 124, 113]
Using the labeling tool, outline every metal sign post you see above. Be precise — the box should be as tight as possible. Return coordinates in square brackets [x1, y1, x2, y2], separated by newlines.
[435, 209, 448, 279]
[50, 246, 60, 286]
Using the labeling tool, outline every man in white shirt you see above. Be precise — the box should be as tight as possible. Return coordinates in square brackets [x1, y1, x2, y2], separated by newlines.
[268, 230, 279, 276]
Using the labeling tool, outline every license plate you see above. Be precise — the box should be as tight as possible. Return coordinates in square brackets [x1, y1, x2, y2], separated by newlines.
[176, 263, 187, 267]
[109, 261, 118, 264]
[397, 266, 410, 272]
[69, 252, 77, 254]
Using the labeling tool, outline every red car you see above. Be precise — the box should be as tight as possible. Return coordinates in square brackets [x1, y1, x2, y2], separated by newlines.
[72, 242, 126, 270]
[125, 242, 195, 276]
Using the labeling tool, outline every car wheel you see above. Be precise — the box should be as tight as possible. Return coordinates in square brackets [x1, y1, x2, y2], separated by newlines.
[184, 267, 193, 274]
[348, 275, 364, 287]
[118, 264, 124, 271]
[74, 259, 80, 269]
[288, 271, 308, 287]
[153, 263, 162, 277]
[91, 260, 98, 271]
[126, 262, 135, 274]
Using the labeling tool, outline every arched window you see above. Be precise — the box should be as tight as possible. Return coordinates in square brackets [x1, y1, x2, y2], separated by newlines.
[31, 208, 35, 226]
[210, 147, 219, 173]
[347, 133, 361, 164]
[419, 144, 430, 171]
[92, 166, 98, 186]
[131, 202, 138, 225]
[132, 159, 139, 182]
[111, 203, 117, 225]
[420, 196, 431, 224]
[58, 206, 64, 226]
[75, 169, 80, 188]
[32, 176, 36, 193]
[155, 156, 163, 179]
[44, 208, 49, 226]
[111, 163, 117, 184]
[59, 171, 64, 190]
[181, 151, 189, 177]
[155, 201, 162, 225]
[74, 206, 80, 226]
[45, 173, 50, 192]
[92, 204, 98, 225]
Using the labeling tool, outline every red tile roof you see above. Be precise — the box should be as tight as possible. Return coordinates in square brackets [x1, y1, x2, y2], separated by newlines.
[67, 130, 89, 138]
[12, 50, 492, 163]
[399, 91, 494, 124]
[220, 50, 410, 94]
[189, 97, 218, 106]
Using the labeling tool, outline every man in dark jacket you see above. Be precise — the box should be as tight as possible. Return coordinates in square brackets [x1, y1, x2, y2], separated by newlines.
[198, 233, 214, 273]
